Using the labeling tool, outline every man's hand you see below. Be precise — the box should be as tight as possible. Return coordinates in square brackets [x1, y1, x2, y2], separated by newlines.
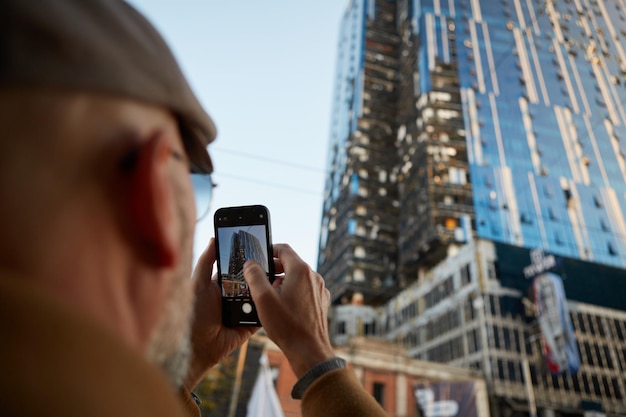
[244, 244, 335, 378]
[183, 238, 257, 390]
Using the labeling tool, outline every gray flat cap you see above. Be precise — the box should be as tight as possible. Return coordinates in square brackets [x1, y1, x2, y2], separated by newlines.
[0, 0, 215, 173]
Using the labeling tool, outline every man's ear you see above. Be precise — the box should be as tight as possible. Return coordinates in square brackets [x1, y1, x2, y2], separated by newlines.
[126, 133, 179, 268]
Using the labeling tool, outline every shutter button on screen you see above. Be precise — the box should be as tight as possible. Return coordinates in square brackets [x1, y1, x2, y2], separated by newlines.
[242, 303, 252, 314]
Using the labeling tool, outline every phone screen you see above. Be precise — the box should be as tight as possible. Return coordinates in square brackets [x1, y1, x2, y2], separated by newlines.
[214, 205, 273, 326]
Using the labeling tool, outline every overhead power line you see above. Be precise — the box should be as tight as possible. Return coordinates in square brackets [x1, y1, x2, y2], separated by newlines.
[214, 172, 324, 196]
[212, 147, 327, 174]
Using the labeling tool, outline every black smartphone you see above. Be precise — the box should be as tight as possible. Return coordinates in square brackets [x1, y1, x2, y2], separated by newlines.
[214, 205, 274, 327]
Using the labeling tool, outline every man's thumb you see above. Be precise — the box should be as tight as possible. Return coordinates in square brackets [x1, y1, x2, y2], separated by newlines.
[243, 260, 275, 302]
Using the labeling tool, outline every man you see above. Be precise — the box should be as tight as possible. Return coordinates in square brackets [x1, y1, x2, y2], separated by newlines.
[0, 1, 387, 416]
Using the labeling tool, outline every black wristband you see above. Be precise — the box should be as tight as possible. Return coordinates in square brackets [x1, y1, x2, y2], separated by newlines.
[291, 357, 347, 399]
[190, 391, 202, 405]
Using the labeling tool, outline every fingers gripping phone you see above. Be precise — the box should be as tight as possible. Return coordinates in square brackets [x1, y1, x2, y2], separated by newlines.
[214, 205, 274, 327]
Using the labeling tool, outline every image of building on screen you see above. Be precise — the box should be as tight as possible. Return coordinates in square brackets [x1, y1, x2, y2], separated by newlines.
[222, 230, 268, 297]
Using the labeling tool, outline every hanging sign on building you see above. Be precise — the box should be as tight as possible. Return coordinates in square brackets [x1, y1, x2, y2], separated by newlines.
[533, 272, 580, 375]
[414, 381, 477, 417]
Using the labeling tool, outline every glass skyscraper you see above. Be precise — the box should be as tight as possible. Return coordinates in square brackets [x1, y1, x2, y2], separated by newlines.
[319, 0, 626, 415]
[227, 230, 268, 280]
[318, 0, 626, 305]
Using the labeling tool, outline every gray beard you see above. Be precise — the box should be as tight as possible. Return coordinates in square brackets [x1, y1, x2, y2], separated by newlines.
[146, 310, 193, 388]
[146, 282, 195, 388]
[157, 333, 192, 388]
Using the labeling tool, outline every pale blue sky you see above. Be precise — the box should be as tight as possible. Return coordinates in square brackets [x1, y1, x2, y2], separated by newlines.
[126, 1, 348, 267]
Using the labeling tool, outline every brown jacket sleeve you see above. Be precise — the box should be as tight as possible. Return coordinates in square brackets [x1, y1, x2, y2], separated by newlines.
[301, 368, 388, 417]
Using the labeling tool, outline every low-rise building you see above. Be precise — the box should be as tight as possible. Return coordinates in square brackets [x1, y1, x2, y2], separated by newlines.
[329, 239, 626, 416]
[263, 335, 489, 417]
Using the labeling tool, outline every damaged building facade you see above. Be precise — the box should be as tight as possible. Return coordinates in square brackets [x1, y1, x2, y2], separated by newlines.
[318, 0, 626, 415]
[318, 0, 402, 305]
[318, 0, 626, 305]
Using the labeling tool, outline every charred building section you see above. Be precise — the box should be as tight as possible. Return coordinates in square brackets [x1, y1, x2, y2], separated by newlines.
[318, 0, 400, 306]
[396, 6, 473, 285]
[319, 0, 474, 305]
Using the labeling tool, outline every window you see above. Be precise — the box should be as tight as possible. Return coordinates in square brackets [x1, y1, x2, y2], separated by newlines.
[437, 109, 459, 120]
[583, 373, 592, 394]
[555, 232, 564, 245]
[600, 218, 610, 232]
[503, 327, 511, 350]
[608, 241, 617, 256]
[572, 374, 581, 393]
[348, 219, 357, 235]
[577, 313, 587, 333]
[613, 319, 624, 339]
[602, 345, 613, 368]
[612, 378, 623, 400]
[373, 383, 386, 407]
[548, 207, 557, 220]
[507, 360, 517, 382]
[354, 268, 365, 282]
[449, 167, 467, 185]
[491, 325, 501, 348]
[544, 184, 553, 197]
[513, 330, 521, 353]
[594, 316, 606, 337]
[461, 263, 472, 285]
[591, 375, 602, 396]
[497, 359, 505, 380]
[487, 261, 497, 279]
[350, 173, 359, 195]
[594, 195, 603, 208]
[563, 187, 573, 206]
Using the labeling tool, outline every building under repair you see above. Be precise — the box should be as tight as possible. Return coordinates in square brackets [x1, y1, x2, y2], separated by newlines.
[318, 0, 475, 306]
[318, 0, 626, 303]
[318, 0, 626, 415]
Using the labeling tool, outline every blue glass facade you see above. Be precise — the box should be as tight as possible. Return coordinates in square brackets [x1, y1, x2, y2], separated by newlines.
[324, 0, 367, 209]
[410, 0, 626, 267]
